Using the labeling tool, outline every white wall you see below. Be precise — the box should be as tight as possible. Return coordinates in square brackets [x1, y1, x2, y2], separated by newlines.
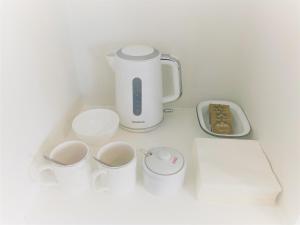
[234, 1, 300, 224]
[1, 0, 79, 223]
[64, 0, 252, 106]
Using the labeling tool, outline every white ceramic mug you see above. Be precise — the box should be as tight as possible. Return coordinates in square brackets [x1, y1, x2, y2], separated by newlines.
[92, 141, 136, 195]
[33, 140, 91, 194]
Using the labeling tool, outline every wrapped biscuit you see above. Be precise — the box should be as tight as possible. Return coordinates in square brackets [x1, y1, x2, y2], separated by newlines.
[209, 104, 233, 134]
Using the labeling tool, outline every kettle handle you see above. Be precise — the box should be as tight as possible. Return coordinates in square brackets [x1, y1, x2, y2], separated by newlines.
[161, 54, 182, 103]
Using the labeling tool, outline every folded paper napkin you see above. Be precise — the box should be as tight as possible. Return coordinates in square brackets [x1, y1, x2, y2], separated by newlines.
[193, 138, 282, 205]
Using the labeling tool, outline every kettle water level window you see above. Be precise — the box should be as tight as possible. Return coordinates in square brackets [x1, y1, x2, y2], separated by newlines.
[132, 77, 142, 116]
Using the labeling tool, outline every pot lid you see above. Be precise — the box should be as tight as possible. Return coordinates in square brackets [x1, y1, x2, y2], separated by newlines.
[117, 45, 159, 61]
[144, 147, 184, 176]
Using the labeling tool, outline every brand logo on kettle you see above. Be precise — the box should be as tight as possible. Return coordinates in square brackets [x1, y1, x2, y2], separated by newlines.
[132, 120, 145, 123]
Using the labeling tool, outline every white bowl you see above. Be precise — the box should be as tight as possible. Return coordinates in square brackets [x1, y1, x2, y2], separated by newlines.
[72, 109, 119, 146]
[196, 100, 251, 137]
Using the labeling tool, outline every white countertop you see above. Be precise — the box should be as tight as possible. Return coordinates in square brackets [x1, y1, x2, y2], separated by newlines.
[28, 108, 282, 225]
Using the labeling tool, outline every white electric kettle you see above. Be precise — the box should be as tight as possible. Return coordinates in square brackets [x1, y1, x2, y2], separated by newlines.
[106, 45, 182, 132]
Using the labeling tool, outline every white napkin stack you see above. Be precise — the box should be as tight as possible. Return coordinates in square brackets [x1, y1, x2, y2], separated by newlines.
[194, 138, 282, 205]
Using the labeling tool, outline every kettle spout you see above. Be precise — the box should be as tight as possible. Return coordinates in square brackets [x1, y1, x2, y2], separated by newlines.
[106, 52, 116, 70]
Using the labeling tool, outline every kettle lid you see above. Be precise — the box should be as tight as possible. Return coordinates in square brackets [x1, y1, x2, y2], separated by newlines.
[117, 45, 159, 61]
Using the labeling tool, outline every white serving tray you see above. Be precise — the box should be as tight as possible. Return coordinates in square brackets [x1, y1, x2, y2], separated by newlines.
[28, 103, 280, 225]
[196, 100, 251, 137]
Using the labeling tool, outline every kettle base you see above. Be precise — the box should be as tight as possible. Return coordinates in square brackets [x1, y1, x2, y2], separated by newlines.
[120, 119, 164, 133]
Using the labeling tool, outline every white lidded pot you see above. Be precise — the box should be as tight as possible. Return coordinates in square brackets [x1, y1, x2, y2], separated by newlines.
[106, 45, 182, 132]
[142, 147, 186, 196]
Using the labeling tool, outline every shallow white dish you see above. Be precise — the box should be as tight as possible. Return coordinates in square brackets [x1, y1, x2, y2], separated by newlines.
[72, 108, 119, 146]
[196, 100, 251, 137]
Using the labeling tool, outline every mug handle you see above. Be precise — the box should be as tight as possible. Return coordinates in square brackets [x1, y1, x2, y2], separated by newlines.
[30, 160, 58, 186]
[92, 169, 109, 192]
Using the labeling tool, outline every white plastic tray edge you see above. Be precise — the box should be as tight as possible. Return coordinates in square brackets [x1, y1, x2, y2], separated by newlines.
[31, 98, 84, 168]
